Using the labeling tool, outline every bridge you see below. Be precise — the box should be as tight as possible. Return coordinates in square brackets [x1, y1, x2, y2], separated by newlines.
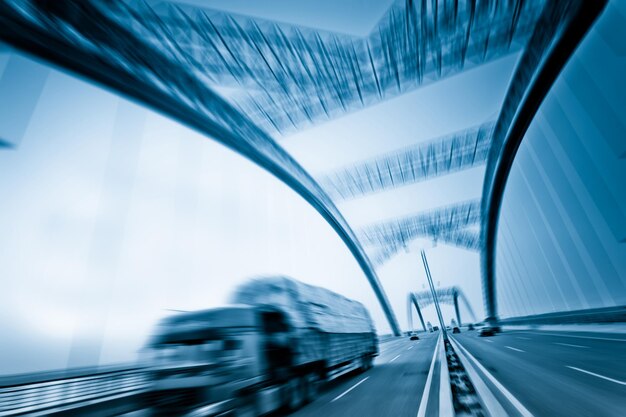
[1, 0, 625, 416]
[408, 286, 477, 331]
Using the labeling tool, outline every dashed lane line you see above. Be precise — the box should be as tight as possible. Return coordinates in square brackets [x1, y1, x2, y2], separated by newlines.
[566, 366, 626, 386]
[505, 346, 525, 353]
[519, 331, 626, 343]
[331, 377, 370, 402]
[554, 342, 589, 349]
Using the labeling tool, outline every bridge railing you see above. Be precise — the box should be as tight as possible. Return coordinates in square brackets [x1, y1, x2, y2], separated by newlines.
[0, 365, 149, 416]
[498, 306, 626, 327]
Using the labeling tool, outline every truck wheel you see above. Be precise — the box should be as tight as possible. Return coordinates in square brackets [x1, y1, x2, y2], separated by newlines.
[287, 377, 305, 411]
[303, 373, 319, 404]
[360, 355, 373, 371]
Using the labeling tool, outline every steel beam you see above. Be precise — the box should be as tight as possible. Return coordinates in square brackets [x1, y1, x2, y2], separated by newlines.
[453, 294, 462, 326]
[408, 292, 427, 332]
[319, 121, 495, 200]
[480, 0, 607, 327]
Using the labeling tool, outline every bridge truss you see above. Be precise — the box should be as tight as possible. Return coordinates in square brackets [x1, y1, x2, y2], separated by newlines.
[0, 0, 597, 334]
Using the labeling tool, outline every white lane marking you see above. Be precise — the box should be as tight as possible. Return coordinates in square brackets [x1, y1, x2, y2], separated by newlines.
[416, 334, 441, 417]
[331, 377, 370, 402]
[390, 354, 401, 363]
[520, 331, 626, 342]
[554, 342, 589, 349]
[453, 338, 535, 417]
[408, 345, 414, 350]
[449, 338, 509, 417]
[484, 339, 494, 343]
[505, 346, 525, 353]
[438, 337, 454, 417]
[566, 366, 626, 386]
[516, 337, 531, 340]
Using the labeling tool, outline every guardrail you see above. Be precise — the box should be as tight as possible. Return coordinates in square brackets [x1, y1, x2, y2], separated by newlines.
[498, 306, 626, 326]
[0, 365, 149, 416]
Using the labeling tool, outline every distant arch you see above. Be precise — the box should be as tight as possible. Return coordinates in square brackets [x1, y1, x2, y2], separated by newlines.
[407, 287, 476, 329]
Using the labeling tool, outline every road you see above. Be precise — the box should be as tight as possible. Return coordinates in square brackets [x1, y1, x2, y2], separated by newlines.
[59, 328, 626, 417]
[292, 333, 441, 417]
[451, 329, 626, 417]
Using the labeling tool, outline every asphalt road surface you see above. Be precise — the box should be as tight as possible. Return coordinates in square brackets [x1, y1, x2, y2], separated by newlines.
[451, 329, 626, 417]
[291, 333, 440, 417]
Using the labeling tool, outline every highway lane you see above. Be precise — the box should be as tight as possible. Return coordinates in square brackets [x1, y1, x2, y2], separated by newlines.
[120, 335, 441, 417]
[291, 333, 440, 417]
[451, 329, 626, 417]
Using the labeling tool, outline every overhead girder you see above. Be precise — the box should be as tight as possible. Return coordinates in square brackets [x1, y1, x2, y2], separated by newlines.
[436, 229, 482, 251]
[319, 121, 495, 200]
[126, 0, 546, 135]
[0, 0, 403, 334]
[368, 227, 481, 266]
[359, 200, 481, 264]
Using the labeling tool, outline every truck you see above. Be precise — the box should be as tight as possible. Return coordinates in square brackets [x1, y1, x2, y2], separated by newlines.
[141, 276, 378, 416]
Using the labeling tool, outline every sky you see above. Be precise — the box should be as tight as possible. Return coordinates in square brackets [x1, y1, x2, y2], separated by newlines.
[0, 1, 520, 375]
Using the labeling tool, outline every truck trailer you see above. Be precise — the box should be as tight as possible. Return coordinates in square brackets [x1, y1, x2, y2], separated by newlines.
[142, 276, 378, 415]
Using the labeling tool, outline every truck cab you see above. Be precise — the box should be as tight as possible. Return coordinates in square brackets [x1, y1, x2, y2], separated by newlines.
[143, 306, 294, 413]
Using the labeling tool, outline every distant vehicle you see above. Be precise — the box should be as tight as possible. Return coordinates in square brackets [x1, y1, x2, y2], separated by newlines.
[450, 319, 460, 333]
[479, 327, 497, 337]
[467, 323, 475, 331]
[427, 322, 434, 332]
[143, 276, 378, 415]
[433, 326, 440, 331]
[409, 332, 419, 340]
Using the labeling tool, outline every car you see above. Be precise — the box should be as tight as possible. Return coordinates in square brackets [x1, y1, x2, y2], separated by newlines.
[467, 323, 475, 331]
[479, 327, 497, 337]
[433, 326, 439, 331]
[452, 326, 461, 334]
[410, 335, 419, 340]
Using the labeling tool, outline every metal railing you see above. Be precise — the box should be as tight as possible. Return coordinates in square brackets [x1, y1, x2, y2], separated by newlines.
[498, 306, 626, 326]
[0, 365, 149, 416]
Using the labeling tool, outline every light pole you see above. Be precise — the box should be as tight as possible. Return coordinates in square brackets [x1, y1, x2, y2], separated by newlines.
[420, 249, 448, 340]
